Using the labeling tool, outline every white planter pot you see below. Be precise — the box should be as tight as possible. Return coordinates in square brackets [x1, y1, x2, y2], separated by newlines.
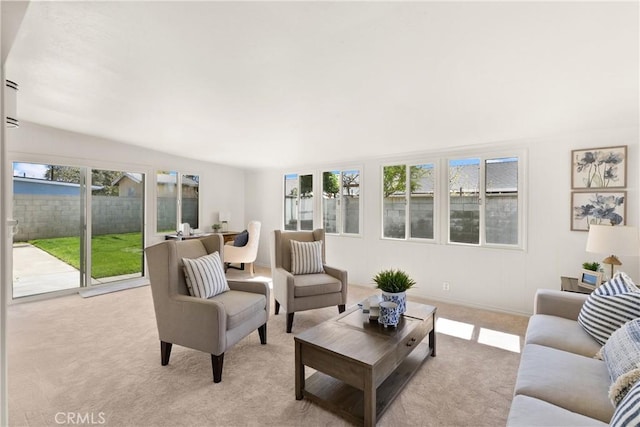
[381, 291, 406, 314]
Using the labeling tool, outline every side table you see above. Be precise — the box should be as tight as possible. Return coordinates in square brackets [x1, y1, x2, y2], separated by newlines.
[165, 231, 241, 244]
[560, 276, 593, 294]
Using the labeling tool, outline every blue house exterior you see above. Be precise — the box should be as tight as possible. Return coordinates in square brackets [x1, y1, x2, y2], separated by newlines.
[13, 177, 101, 195]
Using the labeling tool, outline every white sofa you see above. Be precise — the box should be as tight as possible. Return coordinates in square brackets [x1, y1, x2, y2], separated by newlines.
[507, 289, 612, 426]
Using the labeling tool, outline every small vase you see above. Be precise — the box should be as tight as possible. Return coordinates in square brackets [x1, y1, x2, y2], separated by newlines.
[381, 291, 406, 314]
[379, 301, 399, 327]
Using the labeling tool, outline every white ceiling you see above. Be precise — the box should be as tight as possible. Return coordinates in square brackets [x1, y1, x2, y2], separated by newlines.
[6, 1, 639, 170]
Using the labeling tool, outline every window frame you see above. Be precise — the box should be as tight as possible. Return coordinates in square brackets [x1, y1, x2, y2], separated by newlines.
[321, 167, 363, 237]
[380, 161, 438, 242]
[155, 170, 200, 235]
[283, 171, 315, 231]
[445, 151, 526, 250]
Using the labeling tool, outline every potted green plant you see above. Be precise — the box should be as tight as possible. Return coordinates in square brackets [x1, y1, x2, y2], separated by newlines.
[582, 261, 601, 272]
[372, 269, 416, 314]
[212, 223, 222, 232]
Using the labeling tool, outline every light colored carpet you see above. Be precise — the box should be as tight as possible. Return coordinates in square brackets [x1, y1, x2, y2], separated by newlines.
[7, 267, 529, 426]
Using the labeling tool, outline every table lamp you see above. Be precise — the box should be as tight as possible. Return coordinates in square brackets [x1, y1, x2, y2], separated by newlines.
[219, 212, 230, 232]
[586, 225, 639, 279]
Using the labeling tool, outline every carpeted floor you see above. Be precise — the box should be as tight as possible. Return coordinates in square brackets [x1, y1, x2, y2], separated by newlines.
[7, 267, 529, 426]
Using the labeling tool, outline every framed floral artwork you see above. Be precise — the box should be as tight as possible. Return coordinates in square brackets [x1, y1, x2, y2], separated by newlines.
[571, 145, 627, 189]
[571, 191, 626, 231]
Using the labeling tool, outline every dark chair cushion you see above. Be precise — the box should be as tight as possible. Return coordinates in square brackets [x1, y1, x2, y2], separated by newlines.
[234, 229, 249, 247]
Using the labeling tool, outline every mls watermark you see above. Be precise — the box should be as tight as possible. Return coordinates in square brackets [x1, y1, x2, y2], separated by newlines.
[54, 412, 106, 425]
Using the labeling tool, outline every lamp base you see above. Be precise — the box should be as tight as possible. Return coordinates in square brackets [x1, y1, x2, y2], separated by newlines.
[602, 255, 622, 280]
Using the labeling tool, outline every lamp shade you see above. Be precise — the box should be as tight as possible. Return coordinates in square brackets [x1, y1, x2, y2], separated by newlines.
[219, 212, 231, 222]
[586, 225, 639, 256]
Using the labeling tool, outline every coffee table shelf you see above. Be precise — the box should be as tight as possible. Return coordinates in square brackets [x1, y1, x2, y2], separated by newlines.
[295, 301, 436, 426]
[303, 340, 432, 425]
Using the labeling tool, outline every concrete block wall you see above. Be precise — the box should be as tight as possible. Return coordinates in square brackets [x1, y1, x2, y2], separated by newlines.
[13, 194, 147, 241]
[13, 194, 81, 241]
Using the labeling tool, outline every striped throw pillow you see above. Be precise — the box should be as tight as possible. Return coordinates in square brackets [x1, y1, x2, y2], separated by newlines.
[612, 379, 640, 426]
[578, 272, 640, 346]
[182, 251, 229, 299]
[290, 240, 324, 275]
[603, 319, 640, 406]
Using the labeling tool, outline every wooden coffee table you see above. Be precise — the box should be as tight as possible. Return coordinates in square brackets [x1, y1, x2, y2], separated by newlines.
[294, 300, 437, 426]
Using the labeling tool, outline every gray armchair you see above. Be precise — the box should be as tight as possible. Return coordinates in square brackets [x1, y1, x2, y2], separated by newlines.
[145, 234, 269, 383]
[270, 229, 348, 333]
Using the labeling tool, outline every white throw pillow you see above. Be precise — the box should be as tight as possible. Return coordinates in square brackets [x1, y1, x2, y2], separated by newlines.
[182, 251, 229, 298]
[290, 240, 324, 275]
[578, 272, 640, 346]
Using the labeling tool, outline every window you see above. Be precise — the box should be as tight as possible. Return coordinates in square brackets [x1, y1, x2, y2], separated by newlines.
[382, 163, 436, 240]
[156, 171, 200, 233]
[485, 158, 518, 245]
[448, 156, 520, 246]
[382, 165, 407, 239]
[448, 158, 480, 244]
[181, 174, 200, 229]
[410, 164, 436, 239]
[322, 169, 361, 235]
[283, 173, 313, 231]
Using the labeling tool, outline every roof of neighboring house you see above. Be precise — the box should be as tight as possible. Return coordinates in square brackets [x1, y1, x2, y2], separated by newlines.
[112, 173, 199, 187]
[13, 176, 103, 194]
[391, 159, 517, 196]
[112, 172, 143, 186]
[486, 159, 518, 193]
[449, 160, 517, 193]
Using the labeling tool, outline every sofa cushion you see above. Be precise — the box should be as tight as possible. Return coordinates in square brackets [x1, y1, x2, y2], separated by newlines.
[578, 272, 640, 345]
[182, 251, 229, 299]
[290, 240, 324, 275]
[603, 318, 640, 406]
[293, 273, 342, 297]
[526, 314, 601, 357]
[507, 395, 608, 427]
[210, 290, 267, 330]
[514, 344, 614, 422]
[611, 378, 640, 427]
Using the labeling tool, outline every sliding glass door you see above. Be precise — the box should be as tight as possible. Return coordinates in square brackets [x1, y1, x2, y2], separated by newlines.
[90, 169, 144, 283]
[11, 162, 145, 298]
[12, 163, 84, 297]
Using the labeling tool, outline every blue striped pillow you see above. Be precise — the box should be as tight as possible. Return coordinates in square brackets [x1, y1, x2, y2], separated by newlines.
[602, 319, 640, 406]
[182, 251, 229, 299]
[578, 272, 640, 346]
[612, 379, 640, 426]
[290, 240, 324, 275]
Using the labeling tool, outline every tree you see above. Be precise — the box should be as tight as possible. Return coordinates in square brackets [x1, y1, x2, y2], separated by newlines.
[44, 165, 122, 196]
[322, 172, 340, 198]
[45, 165, 80, 183]
[342, 172, 360, 197]
[91, 170, 122, 196]
[382, 165, 427, 198]
[300, 174, 313, 197]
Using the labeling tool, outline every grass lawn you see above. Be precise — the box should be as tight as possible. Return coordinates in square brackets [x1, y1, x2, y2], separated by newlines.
[29, 232, 143, 279]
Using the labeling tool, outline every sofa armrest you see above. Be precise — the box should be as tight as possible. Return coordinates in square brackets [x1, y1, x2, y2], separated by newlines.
[323, 264, 346, 280]
[228, 280, 270, 321]
[167, 294, 227, 354]
[323, 264, 348, 302]
[534, 289, 589, 320]
[272, 267, 295, 311]
[228, 280, 269, 297]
